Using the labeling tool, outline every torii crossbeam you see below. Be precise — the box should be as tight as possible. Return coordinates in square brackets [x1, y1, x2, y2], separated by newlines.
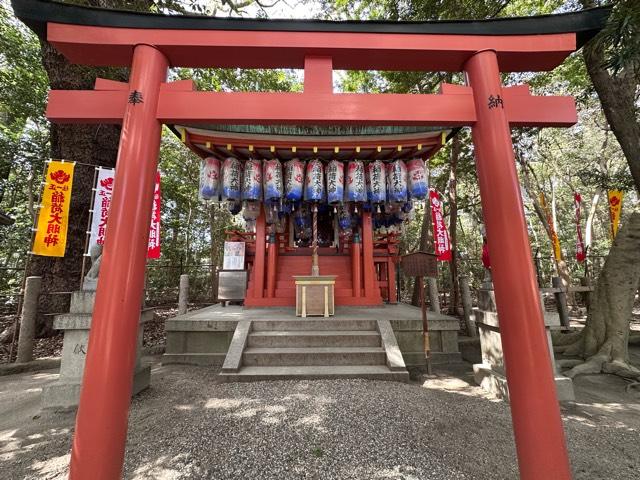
[13, 1, 612, 479]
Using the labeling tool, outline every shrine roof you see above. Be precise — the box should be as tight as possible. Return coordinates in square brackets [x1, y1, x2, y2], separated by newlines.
[14, 0, 610, 49]
[171, 124, 454, 161]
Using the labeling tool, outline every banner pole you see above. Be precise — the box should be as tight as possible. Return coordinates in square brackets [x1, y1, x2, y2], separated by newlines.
[80, 166, 100, 289]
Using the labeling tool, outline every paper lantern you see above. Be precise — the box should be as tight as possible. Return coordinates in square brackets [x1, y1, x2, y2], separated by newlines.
[222, 157, 242, 201]
[199, 157, 221, 201]
[326, 160, 344, 205]
[263, 159, 283, 201]
[284, 158, 304, 202]
[346, 160, 367, 203]
[242, 159, 262, 201]
[367, 160, 386, 204]
[305, 158, 324, 202]
[407, 158, 428, 200]
[387, 160, 408, 203]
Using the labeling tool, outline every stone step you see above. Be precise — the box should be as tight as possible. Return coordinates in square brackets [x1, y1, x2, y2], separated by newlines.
[247, 330, 381, 348]
[220, 365, 409, 383]
[251, 319, 378, 331]
[242, 346, 386, 366]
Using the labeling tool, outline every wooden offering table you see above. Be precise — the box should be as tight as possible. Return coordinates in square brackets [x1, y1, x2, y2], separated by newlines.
[294, 275, 336, 317]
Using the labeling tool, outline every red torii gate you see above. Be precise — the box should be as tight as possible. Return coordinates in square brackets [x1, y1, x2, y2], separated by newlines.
[13, 1, 611, 479]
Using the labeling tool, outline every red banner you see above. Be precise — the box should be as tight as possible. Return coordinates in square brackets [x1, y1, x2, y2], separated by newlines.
[147, 172, 161, 259]
[429, 189, 452, 261]
[574, 192, 586, 262]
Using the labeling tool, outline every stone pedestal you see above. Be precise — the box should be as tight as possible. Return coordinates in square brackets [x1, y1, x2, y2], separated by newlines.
[472, 284, 574, 402]
[42, 291, 152, 410]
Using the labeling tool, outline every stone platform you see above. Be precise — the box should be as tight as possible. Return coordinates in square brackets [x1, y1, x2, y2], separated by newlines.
[42, 291, 152, 410]
[472, 284, 574, 402]
[164, 304, 461, 373]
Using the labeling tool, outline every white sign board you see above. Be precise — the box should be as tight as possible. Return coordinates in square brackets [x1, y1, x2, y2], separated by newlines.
[223, 241, 245, 270]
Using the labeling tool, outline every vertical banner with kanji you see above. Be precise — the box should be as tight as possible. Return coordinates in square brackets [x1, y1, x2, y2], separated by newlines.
[147, 172, 161, 259]
[574, 192, 586, 262]
[429, 189, 452, 261]
[87, 168, 161, 258]
[607, 190, 624, 240]
[88, 167, 114, 249]
[539, 192, 562, 261]
[33, 161, 75, 257]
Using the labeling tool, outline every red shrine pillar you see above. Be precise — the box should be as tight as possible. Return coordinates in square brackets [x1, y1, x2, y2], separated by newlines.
[465, 50, 571, 480]
[253, 207, 267, 298]
[362, 211, 376, 299]
[69, 45, 168, 479]
[351, 233, 362, 298]
[266, 232, 278, 298]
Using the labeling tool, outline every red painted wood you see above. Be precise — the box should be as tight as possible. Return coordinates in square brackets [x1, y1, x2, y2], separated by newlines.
[48, 23, 576, 72]
[46, 88, 577, 127]
[361, 212, 379, 300]
[465, 50, 571, 480]
[252, 208, 266, 299]
[47, 90, 127, 123]
[351, 240, 362, 298]
[187, 131, 442, 150]
[157, 91, 475, 126]
[304, 56, 333, 94]
[68, 45, 168, 480]
[266, 237, 277, 298]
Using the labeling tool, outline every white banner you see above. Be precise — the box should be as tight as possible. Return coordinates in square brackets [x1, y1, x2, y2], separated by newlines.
[88, 167, 114, 252]
[87, 167, 161, 259]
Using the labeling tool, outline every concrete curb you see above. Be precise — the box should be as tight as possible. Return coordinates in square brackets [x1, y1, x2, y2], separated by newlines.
[0, 357, 61, 376]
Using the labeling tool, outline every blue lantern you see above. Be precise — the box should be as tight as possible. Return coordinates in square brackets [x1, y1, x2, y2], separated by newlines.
[284, 158, 304, 202]
[326, 160, 344, 205]
[222, 157, 242, 201]
[305, 159, 324, 202]
[387, 160, 408, 203]
[242, 159, 262, 201]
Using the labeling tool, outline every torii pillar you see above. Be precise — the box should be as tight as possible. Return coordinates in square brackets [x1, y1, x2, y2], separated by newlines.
[69, 45, 168, 479]
[465, 49, 571, 480]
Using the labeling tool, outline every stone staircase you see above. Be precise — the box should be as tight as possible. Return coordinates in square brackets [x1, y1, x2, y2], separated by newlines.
[219, 318, 409, 382]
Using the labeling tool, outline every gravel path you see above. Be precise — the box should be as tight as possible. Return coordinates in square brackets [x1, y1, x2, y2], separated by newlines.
[2, 363, 639, 479]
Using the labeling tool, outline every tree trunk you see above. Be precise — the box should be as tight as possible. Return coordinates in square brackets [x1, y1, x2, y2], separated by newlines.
[557, 212, 640, 381]
[25, 0, 158, 336]
[26, 42, 125, 336]
[583, 35, 640, 195]
[447, 135, 461, 315]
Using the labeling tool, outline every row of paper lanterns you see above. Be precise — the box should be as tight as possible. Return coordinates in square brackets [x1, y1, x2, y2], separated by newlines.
[199, 157, 429, 206]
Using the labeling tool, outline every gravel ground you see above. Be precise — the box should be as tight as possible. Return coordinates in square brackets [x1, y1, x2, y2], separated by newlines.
[2, 361, 640, 480]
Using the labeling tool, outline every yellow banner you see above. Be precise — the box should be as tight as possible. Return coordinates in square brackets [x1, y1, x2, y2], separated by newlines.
[32, 161, 75, 257]
[608, 190, 624, 239]
[539, 192, 562, 261]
